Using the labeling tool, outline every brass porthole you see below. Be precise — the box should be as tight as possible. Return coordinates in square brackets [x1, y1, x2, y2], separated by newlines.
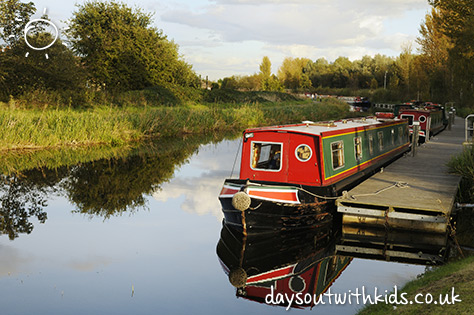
[295, 144, 312, 162]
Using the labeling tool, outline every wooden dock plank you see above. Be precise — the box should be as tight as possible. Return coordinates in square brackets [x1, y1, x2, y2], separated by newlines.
[337, 116, 465, 231]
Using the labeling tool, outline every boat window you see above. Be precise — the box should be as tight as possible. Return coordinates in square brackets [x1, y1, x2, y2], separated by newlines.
[398, 127, 403, 143]
[391, 129, 395, 145]
[331, 141, 344, 170]
[378, 131, 384, 151]
[368, 134, 374, 156]
[401, 114, 414, 126]
[251, 142, 282, 171]
[295, 144, 312, 162]
[354, 137, 362, 161]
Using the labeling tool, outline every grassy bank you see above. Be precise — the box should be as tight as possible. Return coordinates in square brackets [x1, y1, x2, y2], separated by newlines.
[448, 145, 474, 204]
[0, 98, 351, 151]
[357, 256, 474, 314]
[357, 147, 474, 314]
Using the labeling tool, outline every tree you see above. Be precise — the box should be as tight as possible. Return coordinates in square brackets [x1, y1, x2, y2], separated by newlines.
[0, 35, 86, 100]
[259, 56, 272, 91]
[0, 1, 86, 102]
[417, 7, 453, 102]
[0, 0, 35, 47]
[277, 57, 312, 90]
[330, 57, 352, 88]
[428, 0, 474, 105]
[66, 1, 198, 91]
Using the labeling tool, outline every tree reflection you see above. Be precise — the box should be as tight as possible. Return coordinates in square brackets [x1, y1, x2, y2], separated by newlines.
[0, 172, 53, 240]
[0, 132, 234, 236]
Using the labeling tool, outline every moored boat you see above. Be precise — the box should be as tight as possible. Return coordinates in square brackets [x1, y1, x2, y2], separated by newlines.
[219, 117, 410, 233]
[395, 103, 447, 143]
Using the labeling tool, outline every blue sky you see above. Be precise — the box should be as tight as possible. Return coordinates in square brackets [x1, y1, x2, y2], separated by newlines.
[29, 0, 431, 80]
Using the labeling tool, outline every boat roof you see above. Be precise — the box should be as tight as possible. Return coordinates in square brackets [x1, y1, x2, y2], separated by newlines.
[245, 117, 404, 137]
[399, 108, 431, 114]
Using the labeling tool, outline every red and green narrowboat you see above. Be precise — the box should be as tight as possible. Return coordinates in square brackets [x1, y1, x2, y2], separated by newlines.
[397, 103, 446, 143]
[219, 117, 410, 232]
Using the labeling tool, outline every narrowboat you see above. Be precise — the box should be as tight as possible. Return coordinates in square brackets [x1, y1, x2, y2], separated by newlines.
[216, 222, 352, 309]
[219, 117, 410, 232]
[396, 103, 447, 143]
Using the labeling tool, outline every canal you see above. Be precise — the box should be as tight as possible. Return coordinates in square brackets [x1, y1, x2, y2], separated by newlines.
[0, 136, 432, 314]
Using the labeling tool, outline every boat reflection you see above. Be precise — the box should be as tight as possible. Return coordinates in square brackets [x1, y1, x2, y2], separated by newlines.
[336, 225, 451, 265]
[216, 219, 352, 309]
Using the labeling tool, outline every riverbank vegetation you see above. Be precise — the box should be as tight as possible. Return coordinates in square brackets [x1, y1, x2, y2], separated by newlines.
[0, 97, 351, 151]
[1, 0, 473, 151]
[357, 255, 474, 314]
[448, 145, 474, 204]
[448, 145, 474, 250]
[3, 1, 474, 111]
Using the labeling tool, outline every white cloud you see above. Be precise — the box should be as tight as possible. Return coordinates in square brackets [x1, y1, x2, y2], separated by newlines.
[153, 174, 225, 221]
[0, 244, 31, 277]
[152, 138, 241, 220]
[33, 0, 431, 79]
[160, 0, 431, 79]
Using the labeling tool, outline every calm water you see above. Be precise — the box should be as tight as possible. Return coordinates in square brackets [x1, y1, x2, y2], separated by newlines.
[0, 137, 429, 315]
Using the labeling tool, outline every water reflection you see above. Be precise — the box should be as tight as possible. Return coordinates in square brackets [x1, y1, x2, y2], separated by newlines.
[0, 173, 50, 240]
[336, 225, 451, 265]
[0, 133, 234, 239]
[216, 217, 353, 309]
[217, 212, 453, 310]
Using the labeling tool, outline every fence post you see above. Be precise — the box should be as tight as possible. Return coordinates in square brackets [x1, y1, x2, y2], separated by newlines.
[448, 111, 453, 131]
[412, 122, 420, 157]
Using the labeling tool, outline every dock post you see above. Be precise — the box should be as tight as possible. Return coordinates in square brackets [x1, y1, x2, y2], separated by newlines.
[412, 122, 420, 157]
[448, 111, 453, 131]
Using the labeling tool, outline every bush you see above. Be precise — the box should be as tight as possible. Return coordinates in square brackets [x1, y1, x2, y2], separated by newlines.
[448, 146, 474, 203]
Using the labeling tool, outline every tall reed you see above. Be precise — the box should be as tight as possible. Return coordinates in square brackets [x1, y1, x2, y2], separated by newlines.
[0, 99, 351, 151]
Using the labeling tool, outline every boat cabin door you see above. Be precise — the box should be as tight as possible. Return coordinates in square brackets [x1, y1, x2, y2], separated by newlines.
[288, 134, 320, 185]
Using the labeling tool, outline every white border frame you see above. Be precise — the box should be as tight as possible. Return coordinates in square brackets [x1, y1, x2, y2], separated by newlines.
[330, 140, 345, 171]
[295, 144, 313, 162]
[401, 114, 415, 126]
[354, 136, 363, 161]
[250, 141, 283, 172]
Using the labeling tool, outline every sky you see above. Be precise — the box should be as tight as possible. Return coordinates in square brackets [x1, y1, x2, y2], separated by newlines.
[28, 0, 432, 80]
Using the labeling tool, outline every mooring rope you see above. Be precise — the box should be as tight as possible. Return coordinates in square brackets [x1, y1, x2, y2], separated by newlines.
[229, 138, 242, 178]
[297, 187, 342, 200]
[350, 181, 410, 200]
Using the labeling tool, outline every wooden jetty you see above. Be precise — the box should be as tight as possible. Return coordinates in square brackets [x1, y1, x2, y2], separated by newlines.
[335, 225, 449, 265]
[336, 116, 465, 234]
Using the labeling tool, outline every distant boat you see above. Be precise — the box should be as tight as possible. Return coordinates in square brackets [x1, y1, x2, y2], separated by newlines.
[219, 116, 410, 233]
[393, 102, 447, 143]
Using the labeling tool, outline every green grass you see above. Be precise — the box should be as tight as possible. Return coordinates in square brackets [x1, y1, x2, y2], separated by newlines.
[0, 98, 352, 151]
[455, 107, 474, 119]
[357, 256, 474, 314]
[448, 145, 474, 203]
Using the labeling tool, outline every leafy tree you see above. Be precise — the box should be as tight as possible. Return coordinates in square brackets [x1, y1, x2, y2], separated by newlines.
[259, 56, 272, 90]
[277, 57, 311, 90]
[306, 58, 331, 88]
[0, 35, 86, 100]
[66, 0, 198, 91]
[417, 7, 453, 102]
[428, 0, 474, 105]
[0, 1, 86, 103]
[0, 0, 35, 47]
[260, 56, 272, 78]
